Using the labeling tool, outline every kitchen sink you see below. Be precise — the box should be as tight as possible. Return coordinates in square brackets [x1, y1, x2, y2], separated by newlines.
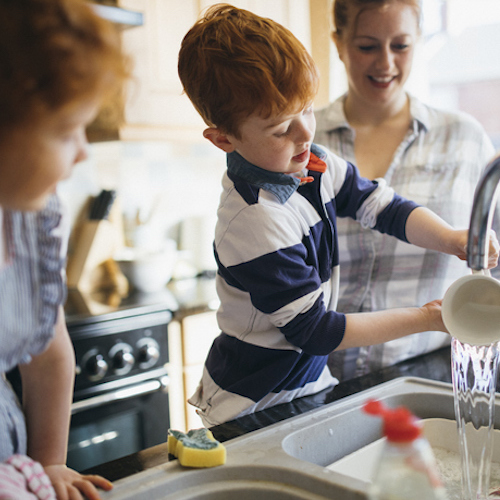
[100, 463, 364, 499]
[101, 377, 500, 500]
[107, 464, 362, 499]
[281, 378, 457, 467]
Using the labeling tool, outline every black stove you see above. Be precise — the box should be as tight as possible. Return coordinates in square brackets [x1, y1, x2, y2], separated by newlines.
[64, 288, 177, 472]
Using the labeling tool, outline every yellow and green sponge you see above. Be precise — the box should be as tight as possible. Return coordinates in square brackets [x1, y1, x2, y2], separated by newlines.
[168, 428, 226, 468]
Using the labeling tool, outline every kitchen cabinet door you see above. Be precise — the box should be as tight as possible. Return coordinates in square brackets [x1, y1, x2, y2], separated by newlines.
[168, 310, 220, 431]
[181, 311, 219, 429]
[89, 0, 314, 142]
[115, 0, 206, 143]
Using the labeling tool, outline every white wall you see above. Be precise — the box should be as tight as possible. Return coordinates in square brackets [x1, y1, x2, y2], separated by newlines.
[58, 140, 226, 269]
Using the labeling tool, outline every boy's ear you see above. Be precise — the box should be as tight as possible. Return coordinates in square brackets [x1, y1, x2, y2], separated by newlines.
[203, 128, 236, 153]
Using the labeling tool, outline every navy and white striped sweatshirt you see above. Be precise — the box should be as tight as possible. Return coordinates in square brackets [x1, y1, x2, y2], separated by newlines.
[189, 144, 419, 426]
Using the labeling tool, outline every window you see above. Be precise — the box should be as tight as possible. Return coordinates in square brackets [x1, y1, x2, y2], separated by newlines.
[424, 0, 500, 148]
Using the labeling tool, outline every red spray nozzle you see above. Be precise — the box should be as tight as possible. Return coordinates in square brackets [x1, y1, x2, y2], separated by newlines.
[363, 399, 422, 442]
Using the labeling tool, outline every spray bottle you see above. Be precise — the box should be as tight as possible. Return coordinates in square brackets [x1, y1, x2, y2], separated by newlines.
[364, 399, 448, 500]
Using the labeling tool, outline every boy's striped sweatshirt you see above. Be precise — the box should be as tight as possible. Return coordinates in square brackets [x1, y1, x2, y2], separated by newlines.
[189, 143, 419, 426]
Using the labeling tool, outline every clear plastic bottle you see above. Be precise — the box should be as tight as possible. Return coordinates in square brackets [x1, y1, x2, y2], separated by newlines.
[364, 399, 448, 500]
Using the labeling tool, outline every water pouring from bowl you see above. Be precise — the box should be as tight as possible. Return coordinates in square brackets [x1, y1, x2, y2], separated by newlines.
[442, 154, 500, 499]
[442, 270, 500, 499]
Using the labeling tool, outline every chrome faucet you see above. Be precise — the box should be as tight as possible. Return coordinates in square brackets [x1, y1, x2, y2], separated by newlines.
[467, 154, 500, 270]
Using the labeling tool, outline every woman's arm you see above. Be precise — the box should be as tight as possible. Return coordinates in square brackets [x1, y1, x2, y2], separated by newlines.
[19, 306, 113, 500]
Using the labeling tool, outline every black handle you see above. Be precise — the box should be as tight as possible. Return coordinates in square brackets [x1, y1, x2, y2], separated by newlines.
[89, 190, 116, 220]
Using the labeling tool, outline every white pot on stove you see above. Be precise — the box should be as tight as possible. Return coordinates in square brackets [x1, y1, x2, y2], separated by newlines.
[115, 239, 178, 293]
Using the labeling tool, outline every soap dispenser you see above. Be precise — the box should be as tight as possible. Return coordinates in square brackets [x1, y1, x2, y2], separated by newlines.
[364, 399, 447, 500]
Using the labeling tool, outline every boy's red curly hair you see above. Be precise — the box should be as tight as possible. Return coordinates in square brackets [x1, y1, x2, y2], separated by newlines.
[178, 3, 319, 139]
[0, 0, 130, 129]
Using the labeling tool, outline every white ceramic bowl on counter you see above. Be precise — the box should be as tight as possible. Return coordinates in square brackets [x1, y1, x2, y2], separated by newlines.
[115, 240, 178, 293]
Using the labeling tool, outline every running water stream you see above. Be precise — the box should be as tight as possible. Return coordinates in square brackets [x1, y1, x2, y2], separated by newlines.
[451, 338, 500, 499]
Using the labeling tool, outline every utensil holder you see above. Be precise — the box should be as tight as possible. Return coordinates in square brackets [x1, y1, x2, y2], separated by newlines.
[66, 219, 127, 293]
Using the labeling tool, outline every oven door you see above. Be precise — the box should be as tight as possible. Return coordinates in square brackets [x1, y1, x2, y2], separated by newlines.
[67, 372, 169, 472]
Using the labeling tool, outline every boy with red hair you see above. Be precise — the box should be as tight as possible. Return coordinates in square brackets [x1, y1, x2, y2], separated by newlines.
[178, 4, 497, 426]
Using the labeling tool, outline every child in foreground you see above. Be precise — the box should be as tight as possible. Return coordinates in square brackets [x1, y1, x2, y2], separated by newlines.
[178, 3, 499, 427]
[0, 0, 128, 498]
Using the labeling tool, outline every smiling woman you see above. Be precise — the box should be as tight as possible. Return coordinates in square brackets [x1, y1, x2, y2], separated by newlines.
[314, 0, 498, 382]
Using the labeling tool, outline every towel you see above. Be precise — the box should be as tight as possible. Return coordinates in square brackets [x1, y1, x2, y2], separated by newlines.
[0, 455, 56, 500]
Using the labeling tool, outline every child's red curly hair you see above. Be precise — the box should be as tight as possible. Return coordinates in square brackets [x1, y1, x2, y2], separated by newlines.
[0, 0, 130, 129]
[178, 3, 319, 139]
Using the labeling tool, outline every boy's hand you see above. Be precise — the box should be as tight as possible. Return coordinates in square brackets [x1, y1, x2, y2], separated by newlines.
[452, 228, 499, 269]
[486, 229, 500, 268]
[421, 299, 447, 334]
[44, 465, 113, 500]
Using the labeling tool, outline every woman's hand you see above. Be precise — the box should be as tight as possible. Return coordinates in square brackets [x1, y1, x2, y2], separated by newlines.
[44, 465, 113, 500]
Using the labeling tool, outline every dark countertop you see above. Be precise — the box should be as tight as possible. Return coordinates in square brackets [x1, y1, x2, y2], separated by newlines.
[85, 345, 453, 482]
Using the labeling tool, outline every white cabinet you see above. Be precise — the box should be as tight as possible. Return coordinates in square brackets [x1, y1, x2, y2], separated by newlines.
[114, 0, 206, 142]
[168, 310, 219, 431]
[181, 310, 219, 429]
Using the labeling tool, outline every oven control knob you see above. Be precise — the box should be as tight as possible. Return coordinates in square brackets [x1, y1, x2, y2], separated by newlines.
[109, 343, 135, 376]
[83, 349, 108, 382]
[136, 338, 160, 369]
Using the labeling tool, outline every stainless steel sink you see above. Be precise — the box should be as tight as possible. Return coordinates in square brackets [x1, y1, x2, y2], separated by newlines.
[282, 377, 457, 468]
[100, 463, 364, 499]
[115, 465, 363, 499]
[102, 377, 500, 500]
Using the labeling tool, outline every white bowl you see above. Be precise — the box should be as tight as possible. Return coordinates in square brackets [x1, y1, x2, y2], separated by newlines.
[115, 245, 177, 293]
